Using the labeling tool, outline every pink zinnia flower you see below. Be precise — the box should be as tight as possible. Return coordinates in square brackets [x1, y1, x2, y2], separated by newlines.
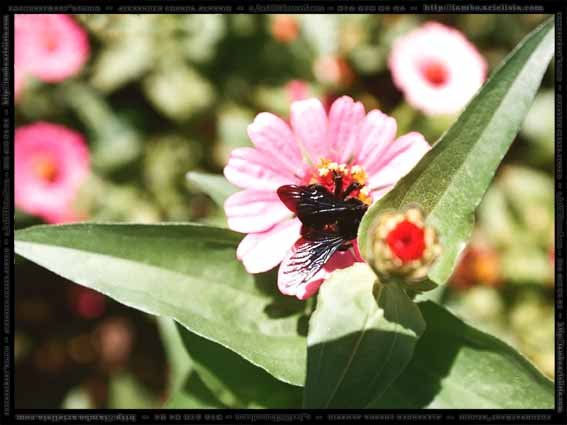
[224, 96, 430, 299]
[389, 21, 487, 116]
[15, 14, 89, 83]
[15, 122, 90, 223]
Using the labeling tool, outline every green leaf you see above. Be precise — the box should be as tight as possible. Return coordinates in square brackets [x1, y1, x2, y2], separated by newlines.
[304, 263, 425, 408]
[157, 317, 193, 396]
[186, 171, 237, 208]
[374, 301, 554, 408]
[166, 371, 227, 409]
[15, 223, 307, 386]
[176, 324, 302, 408]
[358, 18, 555, 285]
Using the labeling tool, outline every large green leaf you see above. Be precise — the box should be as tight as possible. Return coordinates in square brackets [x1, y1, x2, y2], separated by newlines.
[374, 301, 554, 408]
[304, 263, 425, 408]
[358, 18, 555, 285]
[176, 324, 302, 408]
[15, 223, 307, 386]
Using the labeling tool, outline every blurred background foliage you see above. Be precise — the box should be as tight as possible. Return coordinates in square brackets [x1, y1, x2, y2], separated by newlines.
[15, 13, 554, 408]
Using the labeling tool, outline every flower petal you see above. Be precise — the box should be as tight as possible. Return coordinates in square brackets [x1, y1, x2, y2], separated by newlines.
[290, 98, 328, 162]
[367, 131, 430, 192]
[247, 112, 303, 177]
[236, 219, 301, 274]
[292, 274, 326, 300]
[224, 147, 297, 191]
[326, 96, 366, 163]
[356, 110, 398, 175]
[225, 189, 292, 233]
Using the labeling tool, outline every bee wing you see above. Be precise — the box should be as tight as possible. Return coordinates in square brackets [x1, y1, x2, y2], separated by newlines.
[277, 184, 351, 226]
[278, 232, 345, 295]
[276, 185, 304, 214]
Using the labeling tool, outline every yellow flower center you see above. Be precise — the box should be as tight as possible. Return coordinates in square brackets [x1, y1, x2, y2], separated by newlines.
[310, 158, 371, 205]
[33, 155, 59, 183]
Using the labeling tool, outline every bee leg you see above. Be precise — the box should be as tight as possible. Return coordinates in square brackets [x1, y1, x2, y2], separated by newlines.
[333, 172, 343, 197]
[342, 182, 361, 199]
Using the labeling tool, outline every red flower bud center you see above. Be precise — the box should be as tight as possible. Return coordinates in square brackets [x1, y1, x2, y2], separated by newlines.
[32, 155, 59, 183]
[386, 220, 426, 262]
[421, 60, 449, 87]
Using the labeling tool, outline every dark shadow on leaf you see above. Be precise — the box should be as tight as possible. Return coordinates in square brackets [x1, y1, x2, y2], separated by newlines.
[305, 329, 422, 408]
[375, 301, 522, 408]
[175, 323, 303, 408]
[166, 371, 228, 409]
[296, 314, 310, 337]
[373, 303, 460, 408]
[254, 270, 308, 316]
[253, 270, 311, 337]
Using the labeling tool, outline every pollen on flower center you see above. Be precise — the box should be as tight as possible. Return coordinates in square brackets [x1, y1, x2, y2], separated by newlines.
[310, 158, 371, 204]
[32, 155, 59, 183]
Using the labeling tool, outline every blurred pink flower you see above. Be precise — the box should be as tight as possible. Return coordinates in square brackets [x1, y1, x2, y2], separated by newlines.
[15, 14, 89, 83]
[224, 96, 430, 299]
[68, 286, 106, 319]
[270, 15, 300, 43]
[313, 55, 354, 87]
[285, 80, 310, 103]
[15, 122, 90, 223]
[389, 21, 487, 116]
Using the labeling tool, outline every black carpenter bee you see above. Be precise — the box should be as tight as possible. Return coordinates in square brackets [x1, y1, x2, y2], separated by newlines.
[277, 174, 368, 289]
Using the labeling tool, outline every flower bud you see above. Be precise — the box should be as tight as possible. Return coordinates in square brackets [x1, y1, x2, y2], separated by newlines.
[371, 206, 441, 282]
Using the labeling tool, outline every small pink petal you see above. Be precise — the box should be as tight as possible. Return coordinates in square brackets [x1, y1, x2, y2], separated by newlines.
[293, 275, 326, 300]
[326, 96, 366, 163]
[247, 112, 303, 177]
[357, 110, 398, 175]
[367, 131, 430, 193]
[290, 98, 328, 162]
[236, 219, 302, 274]
[224, 147, 297, 191]
[225, 189, 292, 233]
[324, 248, 361, 273]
